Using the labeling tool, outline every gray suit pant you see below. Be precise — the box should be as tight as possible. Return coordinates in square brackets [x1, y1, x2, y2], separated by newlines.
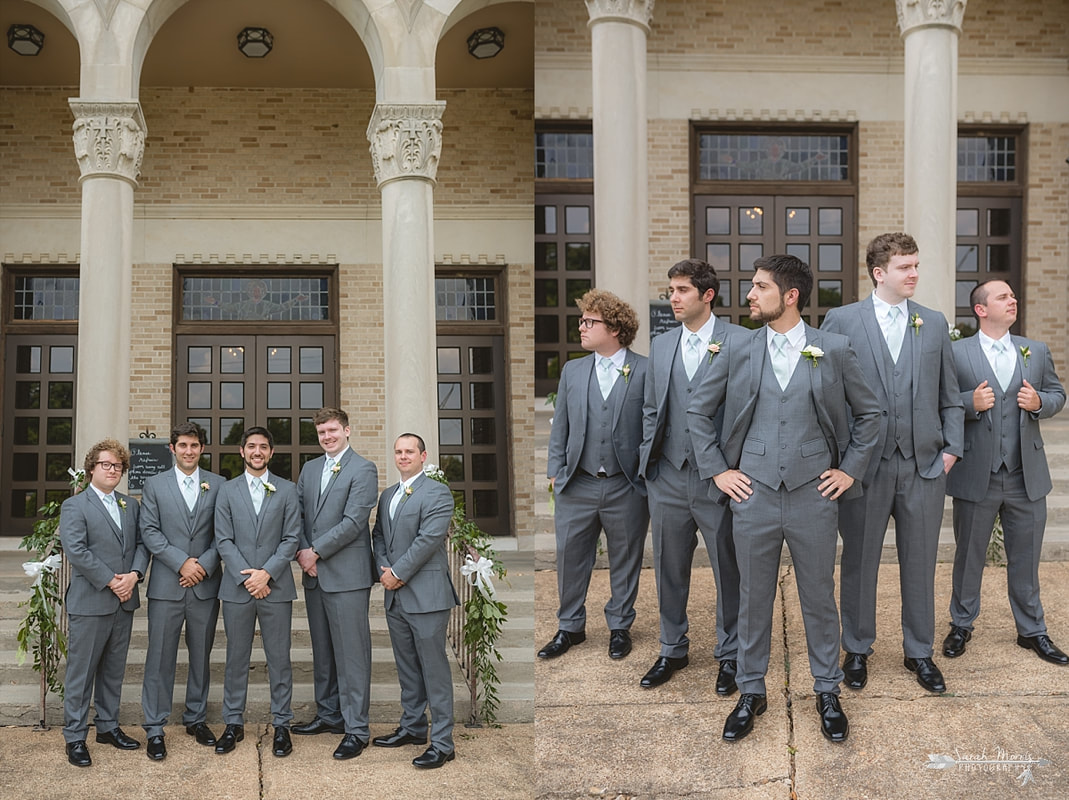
[732, 480, 843, 696]
[554, 472, 649, 632]
[305, 585, 372, 738]
[648, 460, 739, 660]
[221, 599, 293, 727]
[142, 594, 220, 736]
[950, 466, 1048, 636]
[385, 605, 454, 753]
[839, 451, 945, 658]
[63, 609, 134, 743]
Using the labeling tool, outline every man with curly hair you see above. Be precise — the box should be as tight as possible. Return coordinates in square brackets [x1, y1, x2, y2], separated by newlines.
[60, 438, 149, 767]
[540, 289, 649, 662]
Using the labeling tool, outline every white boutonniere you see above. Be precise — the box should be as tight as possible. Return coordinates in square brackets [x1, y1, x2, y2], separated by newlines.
[620, 364, 631, 384]
[1019, 345, 1031, 366]
[707, 340, 722, 364]
[200, 481, 210, 493]
[909, 312, 923, 335]
[801, 345, 824, 367]
[262, 481, 276, 495]
[948, 322, 962, 341]
[331, 463, 341, 475]
[404, 485, 413, 497]
[116, 497, 127, 510]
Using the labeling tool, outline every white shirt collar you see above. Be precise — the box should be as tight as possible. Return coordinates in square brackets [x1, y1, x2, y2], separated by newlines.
[766, 319, 806, 351]
[398, 472, 421, 492]
[681, 315, 718, 349]
[245, 470, 270, 490]
[176, 466, 200, 487]
[597, 348, 627, 370]
[324, 445, 349, 465]
[872, 292, 908, 321]
[89, 483, 114, 503]
[978, 329, 1013, 354]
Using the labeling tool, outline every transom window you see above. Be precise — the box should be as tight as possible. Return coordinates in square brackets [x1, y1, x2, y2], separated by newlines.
[535, 131, 594, 179]
[698, 133, 849, 182]
[435, 277, 497, 321]
[13, 276, 80, 320]
[957, 135, 1016, 183]
[182, 276, 329, 321]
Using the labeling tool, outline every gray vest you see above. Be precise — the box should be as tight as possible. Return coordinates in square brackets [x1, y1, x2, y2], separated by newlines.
[882, 336, 916, 460]
[662, 347, 701, 470]
[578, 366, 624, 477]
[988, 357, 1023, 473]
[740, 356, 831, 491]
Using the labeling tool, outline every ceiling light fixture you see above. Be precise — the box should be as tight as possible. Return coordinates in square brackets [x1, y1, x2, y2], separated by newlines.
[467, 27, 504, 59]
[7, 24, 44, 56]
[237, 26, 273, 58]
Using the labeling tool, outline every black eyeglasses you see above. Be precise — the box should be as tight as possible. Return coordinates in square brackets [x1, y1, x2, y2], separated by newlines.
[578, 317, 606, 330]
[94, 461, 123, 472]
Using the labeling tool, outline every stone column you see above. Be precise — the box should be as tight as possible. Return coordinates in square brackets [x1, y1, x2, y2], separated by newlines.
[897, 0, 967, 320]
[587, 0, 653, 352]
[367, 102, 445, 462]
[69, 100, 145, 463]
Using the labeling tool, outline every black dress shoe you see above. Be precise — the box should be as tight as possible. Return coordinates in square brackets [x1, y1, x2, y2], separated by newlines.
[412, 747, 456, 769]
[1017, 634, 1069, 665]
[66, 740, 91, 767]
[716, 659, 738, 696]
[372, 727, 428, 748]
[272, 726, 292, 757]
[95, 727, 140, 750]
[537, 629, 585, 659]
[146, 735, 167, 761]
[722, 693, 768, 742]
[816, 693, 849, 742]
[904, 657, 947, 693]
[942, 625, 972, 658]
[185, 722, 217, 746]
[214, 724, 244, 754]
[639, 655, 689, 688]
[608, 629, 632, 660]
[333, 734, 368, 760]
[291, 717, 345, 735]
[842, 652, 868, 690]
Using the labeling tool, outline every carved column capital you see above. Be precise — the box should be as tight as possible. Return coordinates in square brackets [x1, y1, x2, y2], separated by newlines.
[69, 100, 146, 186]
[896, 0, 967, 36]
[585, 0, 654, 32]
[366, 102, 446, 187]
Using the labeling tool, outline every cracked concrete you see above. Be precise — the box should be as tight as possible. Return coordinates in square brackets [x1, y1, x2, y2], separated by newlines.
[535, 562, 1069, 799]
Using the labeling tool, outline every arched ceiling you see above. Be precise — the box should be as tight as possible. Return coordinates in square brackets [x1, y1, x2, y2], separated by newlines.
[0, 0, 532, 89]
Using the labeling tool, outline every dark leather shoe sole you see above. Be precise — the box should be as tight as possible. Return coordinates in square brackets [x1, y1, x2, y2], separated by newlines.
[214, 727, 245, 755]
[95, 729, 140, 750]
[333, 737, 369, 760]
[412, 749, 456, 769]
[185, 724, 217, 746]
[372, 731, 428, 748]
[1017, 635, 1069, 665]
[904, 658, 947, 693]
[537, 630, 586, 659]
[639, 655, 689, 688]
[722, 695, 768, 742]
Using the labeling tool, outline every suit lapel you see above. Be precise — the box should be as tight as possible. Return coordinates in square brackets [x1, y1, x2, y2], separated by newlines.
[861, 296, 893, 397]
[805, 327, 837, 461]
[313, 453, 334, 517]
[165, 469, 195, 534]
[88, 490, 123, 541]
[906, 300, 922, 398]
[724, 328, 764, 449]
[657, 329, 682, 410]
[611, 348, 634, 429]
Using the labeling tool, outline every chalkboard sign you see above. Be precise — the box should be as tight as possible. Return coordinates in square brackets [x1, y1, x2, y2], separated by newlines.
[127, 439, 172, 493]
[648, 302, 678, 340]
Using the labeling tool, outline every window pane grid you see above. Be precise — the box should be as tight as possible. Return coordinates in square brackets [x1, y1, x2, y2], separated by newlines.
[698, 134, 849, 181]
[435, 277, 497, 321]
[957, 136, 1016, 182]
[182, 277, 329, 321]
[535, 131, 594, 179]
[13, 277, 80, 320]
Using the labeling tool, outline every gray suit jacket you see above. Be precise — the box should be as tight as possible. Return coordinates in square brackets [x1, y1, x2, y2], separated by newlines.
[639, 317, 746, 480]
[60, 488, 148, 615]
[946, 334, 1065, 502]
[214, 472, 300, 604]
[296, 449, 378, 591]
[140, 468, 223, 602]
[822, 296, 964, 483]
[547, 348, 648, 495]
[688, 324, 881, 501]
[372, 474, 459, 614]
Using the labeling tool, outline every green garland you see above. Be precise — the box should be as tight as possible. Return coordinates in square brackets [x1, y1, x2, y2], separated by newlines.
[425, 464, 508, 726]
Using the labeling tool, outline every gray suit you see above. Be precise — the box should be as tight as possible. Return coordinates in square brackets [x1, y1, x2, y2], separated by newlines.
[140, 468, 223, 737]
[822, 297, 963, 658]
[547, 349, 649, 633]
[372, 474, 459, 753]
[689, 325, 880, 694]
[60, 488, 148, 743]
[214, 472, 300, 727]
[639, 320, 743, 660]
[946, 335, 1065, 635]
[296, 448, 378, 738]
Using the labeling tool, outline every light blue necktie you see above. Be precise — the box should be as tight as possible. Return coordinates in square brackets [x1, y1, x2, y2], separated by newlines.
[597, 356, 616, 400]
[251, 478, 264, 515]
[389, 485, 405, 519]
[772, 333, 790, 390]
[103, 493, 121, 528]
[885, 306, 904, 363]
[993, 341, 1014, 391]
[182, 475, 197, 512]
[320, 457, 335, 494]
[683, 333, 702, 380]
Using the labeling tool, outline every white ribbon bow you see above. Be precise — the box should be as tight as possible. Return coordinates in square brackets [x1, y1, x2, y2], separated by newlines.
[23, 553, 63, 587]
[460, 554, 497, 600]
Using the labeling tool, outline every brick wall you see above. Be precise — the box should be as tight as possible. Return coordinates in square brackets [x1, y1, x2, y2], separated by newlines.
[129, 262, 174, 439]
[647, 119, 691, 293]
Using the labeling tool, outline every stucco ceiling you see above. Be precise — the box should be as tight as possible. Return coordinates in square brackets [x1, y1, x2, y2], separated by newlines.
[0, 0, 533, 89]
